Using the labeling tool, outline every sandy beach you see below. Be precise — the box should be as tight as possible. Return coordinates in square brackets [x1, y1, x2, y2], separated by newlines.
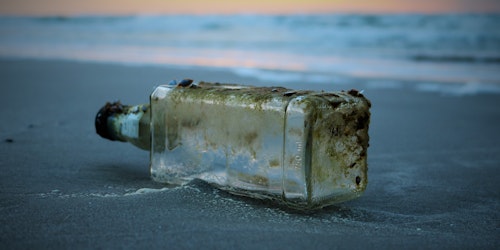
[1, 58, 499, 248]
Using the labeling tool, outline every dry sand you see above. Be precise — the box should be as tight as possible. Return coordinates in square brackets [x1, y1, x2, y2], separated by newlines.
[1, 59, 499, 248]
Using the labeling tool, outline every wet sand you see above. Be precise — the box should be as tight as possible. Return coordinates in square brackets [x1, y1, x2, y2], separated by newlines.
[1, 59, 499, 248]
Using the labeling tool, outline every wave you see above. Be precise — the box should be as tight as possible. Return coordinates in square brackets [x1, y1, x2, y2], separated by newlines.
[410, 55, 500, 64]
[9, 13, 497, 30]
[33, 15, 136, 24]
[1, 13, 499, 94]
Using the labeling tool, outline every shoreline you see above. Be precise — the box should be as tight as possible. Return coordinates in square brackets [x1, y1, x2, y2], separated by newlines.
[1, 58, 499, 248]
[2, 56, 500, 97]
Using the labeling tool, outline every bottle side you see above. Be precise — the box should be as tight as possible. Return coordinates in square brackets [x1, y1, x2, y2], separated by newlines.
[283, 92, 370, 208]
[149, 83, 293, 194]
[149, 82, 370, 209]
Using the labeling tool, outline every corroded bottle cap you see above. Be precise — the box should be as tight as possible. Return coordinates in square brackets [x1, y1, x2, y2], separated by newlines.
[95, 101, 126, 141]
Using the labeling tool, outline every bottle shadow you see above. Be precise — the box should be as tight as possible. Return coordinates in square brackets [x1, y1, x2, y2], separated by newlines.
[82, 163, 162, 189]
[187, 179, 361, 220]
[83, 164, 370, 222]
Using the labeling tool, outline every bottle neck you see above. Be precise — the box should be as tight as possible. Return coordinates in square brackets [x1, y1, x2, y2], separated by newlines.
[95, 102, 151, 150]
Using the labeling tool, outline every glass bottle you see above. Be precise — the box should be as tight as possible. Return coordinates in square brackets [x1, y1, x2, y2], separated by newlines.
[95, 80, 371, 209]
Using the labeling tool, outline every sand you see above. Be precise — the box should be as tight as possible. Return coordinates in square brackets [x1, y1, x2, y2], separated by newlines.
[1, 58, 499, 248]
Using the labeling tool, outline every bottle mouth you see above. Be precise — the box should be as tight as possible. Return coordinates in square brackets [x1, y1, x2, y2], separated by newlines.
[95, 101, 126, 141]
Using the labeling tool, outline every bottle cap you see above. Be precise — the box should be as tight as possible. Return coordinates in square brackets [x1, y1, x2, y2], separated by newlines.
[95, 101, 126, 141]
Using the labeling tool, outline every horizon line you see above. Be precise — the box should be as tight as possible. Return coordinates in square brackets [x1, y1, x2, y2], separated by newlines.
[1, 10, 499, 18]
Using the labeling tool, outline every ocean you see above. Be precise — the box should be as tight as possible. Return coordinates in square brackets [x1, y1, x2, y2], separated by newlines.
[1, 13, 499, 94]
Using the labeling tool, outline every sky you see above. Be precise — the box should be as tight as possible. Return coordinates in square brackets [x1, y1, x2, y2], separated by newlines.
[0, 0, 499, 15]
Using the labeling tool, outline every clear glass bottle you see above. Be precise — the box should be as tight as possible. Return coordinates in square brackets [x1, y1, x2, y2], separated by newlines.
[96, 80, 371, 209]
